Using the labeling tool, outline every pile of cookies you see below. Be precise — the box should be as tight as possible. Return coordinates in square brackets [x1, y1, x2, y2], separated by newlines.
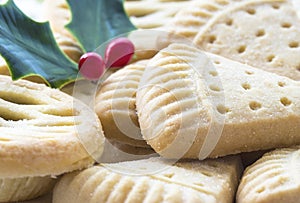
[1, 0, 300, 202]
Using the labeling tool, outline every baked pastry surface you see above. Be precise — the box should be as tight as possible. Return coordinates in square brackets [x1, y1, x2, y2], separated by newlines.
[137, 43, 300, 159]
[53, 156, 242, 203]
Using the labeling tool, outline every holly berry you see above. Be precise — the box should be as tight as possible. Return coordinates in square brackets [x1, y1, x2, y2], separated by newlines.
[105, 37, 135, 68]
[78, 38, 135, 80]
[78, 52, 105, 80]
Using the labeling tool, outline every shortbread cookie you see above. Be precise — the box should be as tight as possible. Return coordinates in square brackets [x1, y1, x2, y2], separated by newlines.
[43, 0, 83, 62]
[137, 43, 300, 159]
[194, 0, 300, 80]
[124, 0, 195, 29]
[0, 75, 104, 177]
[168, 0, 300, 80]
[0, 176, 57, 202]
[237, 146, 300, 203]
[53, 156, 242, 203]
[95, 61, 149, 148]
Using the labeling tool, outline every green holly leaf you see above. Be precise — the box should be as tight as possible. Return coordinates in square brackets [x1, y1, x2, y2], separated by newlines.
[66, 0, 136, 52]
[0, 0, 78, 88]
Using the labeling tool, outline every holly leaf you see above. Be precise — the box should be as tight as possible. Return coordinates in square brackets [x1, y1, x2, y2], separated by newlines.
[66, 0, 136, 52]
[0, 0, 78, 88]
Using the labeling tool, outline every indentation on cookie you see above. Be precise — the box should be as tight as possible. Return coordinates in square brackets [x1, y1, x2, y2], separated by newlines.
[225, 18, 233, 26]
[0, 108, 32, 121]
[216, 105, 230, 114]
[256, 186, 265, 193]
[189, 10, 211, 18]
[49, 94, 65, 102]
[201, 4, 218, 12]
[193, 182, 204, 187]
[0, 92, 44, 105]
[163, 173, 174, 178]
[237, 45, 246, 54]
[288, 41, 299, 48]
[41, 109, 75, 117]
[267, 55, 275, 63]
[242, 83, 251, 90]
[249, 101, 262, 111]
[209, 70, 218, 76]
[256, 29, 265, 37]
[245, 8, 256, 15]
[280, 97, 292, 106]
[216, 0, 229, 6]
[245, 70, 254, 75]
[169, 11, 178, 18]
[281, 22, 292, 29]
[201, 171, 213, 177]
[208, 35, 217, 44]
[272, 4, 280, 10]
[213, 60, 220, 65]
[209, 84, 221, 92]
[278, 81, 286, 87]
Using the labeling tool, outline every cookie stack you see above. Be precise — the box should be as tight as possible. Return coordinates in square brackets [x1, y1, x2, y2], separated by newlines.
[1, 0, 300, 202]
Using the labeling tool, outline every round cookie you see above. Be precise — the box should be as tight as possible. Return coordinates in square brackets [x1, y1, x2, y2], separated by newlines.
[0, 75, 104, 178]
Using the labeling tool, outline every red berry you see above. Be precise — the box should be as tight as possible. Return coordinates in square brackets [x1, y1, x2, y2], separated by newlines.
[105, 37, 135, 68]
[78, 52, 105, 80]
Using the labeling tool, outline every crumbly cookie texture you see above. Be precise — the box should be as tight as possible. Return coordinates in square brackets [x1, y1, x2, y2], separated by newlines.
[0, 75, 104, 178]
[0, 176, 57, 203]
[168, 0, 300, 80]
[237, 146, 300, 203]
[137, 43, 300, 159]
[95, 60, 149, 148]
[53, 156, 242, 203]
